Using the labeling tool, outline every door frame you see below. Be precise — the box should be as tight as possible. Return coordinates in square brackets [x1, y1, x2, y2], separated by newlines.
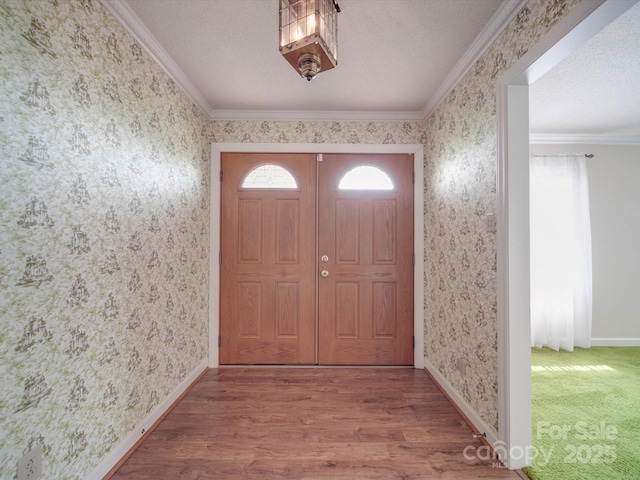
[496, 0, 637, 469]
[209, 143, 425, 369]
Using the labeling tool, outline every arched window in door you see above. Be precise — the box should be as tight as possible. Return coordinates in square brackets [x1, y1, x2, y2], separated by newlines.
[241, 164, 298, 189]
[338, 165, 394, 190]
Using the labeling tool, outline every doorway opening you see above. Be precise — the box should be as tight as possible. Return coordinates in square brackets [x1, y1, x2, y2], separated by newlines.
[219, 153, 414, 365]
[210, 143, 425, 368]
[496, 0, 637, 469]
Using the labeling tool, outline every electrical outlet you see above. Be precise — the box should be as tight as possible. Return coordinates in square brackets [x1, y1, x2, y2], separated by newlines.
[17, 445, 42, 480]
[456, 358, 466, 376]
[485, 213, 497, 234]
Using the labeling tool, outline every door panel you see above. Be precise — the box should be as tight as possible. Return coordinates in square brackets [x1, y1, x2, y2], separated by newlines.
[238, 199, 262, 262]
[220, 153, 316, 364]
[318, 154, 414, 365]
[220, 152, 413, 365]
[373, 200, 397, 263]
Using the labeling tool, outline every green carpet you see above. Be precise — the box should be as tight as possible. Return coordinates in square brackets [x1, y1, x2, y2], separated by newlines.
[523, 347, 640, 480]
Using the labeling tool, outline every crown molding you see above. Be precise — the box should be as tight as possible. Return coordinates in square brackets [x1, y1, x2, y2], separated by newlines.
[101, 0, 214, 118]
[421, 0, 529, 120]
[530, 133, 640, 145]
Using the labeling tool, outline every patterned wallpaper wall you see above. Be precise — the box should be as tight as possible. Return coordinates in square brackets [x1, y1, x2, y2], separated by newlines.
[208, 119, 425, 146]
[0, 0, 588, 477]
[0, 1, 210, 478]
[422, 0, 581, 432]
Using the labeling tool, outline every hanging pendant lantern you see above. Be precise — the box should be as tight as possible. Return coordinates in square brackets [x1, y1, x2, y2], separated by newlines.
[279, 0, 340, 81]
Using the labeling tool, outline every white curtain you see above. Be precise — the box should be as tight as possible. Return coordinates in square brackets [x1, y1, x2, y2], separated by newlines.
[530, 154, 593, 351]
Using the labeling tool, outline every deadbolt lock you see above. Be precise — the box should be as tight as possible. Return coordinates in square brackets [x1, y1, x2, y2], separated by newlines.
[321, 255, 329, 262]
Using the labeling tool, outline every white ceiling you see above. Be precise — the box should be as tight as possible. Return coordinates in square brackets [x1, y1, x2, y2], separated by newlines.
[112, 0, 507, 119]
[110, 0, 640, 141]
[530, 1, 640, 142]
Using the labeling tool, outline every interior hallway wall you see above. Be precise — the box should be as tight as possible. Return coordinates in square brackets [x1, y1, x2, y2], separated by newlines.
[208, 120, 425, 146]
[0, 1, 210, 477]
[531, 144, 640, 341]
[0, 0, 598, 476]
[422, 0, 585, 432]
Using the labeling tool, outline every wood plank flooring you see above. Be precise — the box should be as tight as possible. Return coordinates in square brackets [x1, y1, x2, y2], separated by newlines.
[110, 368, 522, 479]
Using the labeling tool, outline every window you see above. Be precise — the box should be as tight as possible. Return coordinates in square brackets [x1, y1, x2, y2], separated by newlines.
[529, 154, 592, 351]
[338, 165, 394, 190]
[241, 164, 297, 189]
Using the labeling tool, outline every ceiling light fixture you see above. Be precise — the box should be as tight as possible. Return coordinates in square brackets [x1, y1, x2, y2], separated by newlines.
[279, 0, 340, 81]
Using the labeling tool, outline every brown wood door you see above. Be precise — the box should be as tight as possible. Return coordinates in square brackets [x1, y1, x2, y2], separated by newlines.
[220, 152, 413, 365]
[317, 154, 414, 365]
[220, 153, 316, 364]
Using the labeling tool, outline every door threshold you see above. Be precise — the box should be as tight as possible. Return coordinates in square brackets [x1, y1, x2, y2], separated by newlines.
[218, 364, 414, 368]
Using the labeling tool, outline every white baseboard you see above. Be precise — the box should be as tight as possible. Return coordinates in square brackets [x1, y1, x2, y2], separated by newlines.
[87, 358, 209, 479]
[423, 356, 498, 447]
[590, 338, 640, 347]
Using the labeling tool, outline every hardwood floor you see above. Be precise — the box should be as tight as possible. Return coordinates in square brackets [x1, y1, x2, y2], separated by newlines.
[110, 368, 522, 479]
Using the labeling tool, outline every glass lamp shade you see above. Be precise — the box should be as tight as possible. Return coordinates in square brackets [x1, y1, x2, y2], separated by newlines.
[279, 0, 338, 80]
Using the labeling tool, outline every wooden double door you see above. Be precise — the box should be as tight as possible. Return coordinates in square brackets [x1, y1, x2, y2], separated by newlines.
[220, 153, 414, 365]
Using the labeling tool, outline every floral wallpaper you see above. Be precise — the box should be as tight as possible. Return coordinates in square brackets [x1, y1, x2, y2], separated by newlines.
[422, 0, 582, 432]
[0, 0, 210, 478]
[0, 0, 589, 477]
[208, 119, 425, 146]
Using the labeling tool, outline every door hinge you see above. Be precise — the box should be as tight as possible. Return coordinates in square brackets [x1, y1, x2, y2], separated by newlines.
[412, 253, 415, 266]
[219, 252, 222, 265]
[220, 170, 223, 182]
[412, 336, 415, 349]
[412, 171, 415, 184]
[218, 335, 221, 348]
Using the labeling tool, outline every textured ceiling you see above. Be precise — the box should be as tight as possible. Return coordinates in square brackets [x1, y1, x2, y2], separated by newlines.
[530, 1, 640, 141]
[120, 0, 503, 118]
[115, 0, 640, 140]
